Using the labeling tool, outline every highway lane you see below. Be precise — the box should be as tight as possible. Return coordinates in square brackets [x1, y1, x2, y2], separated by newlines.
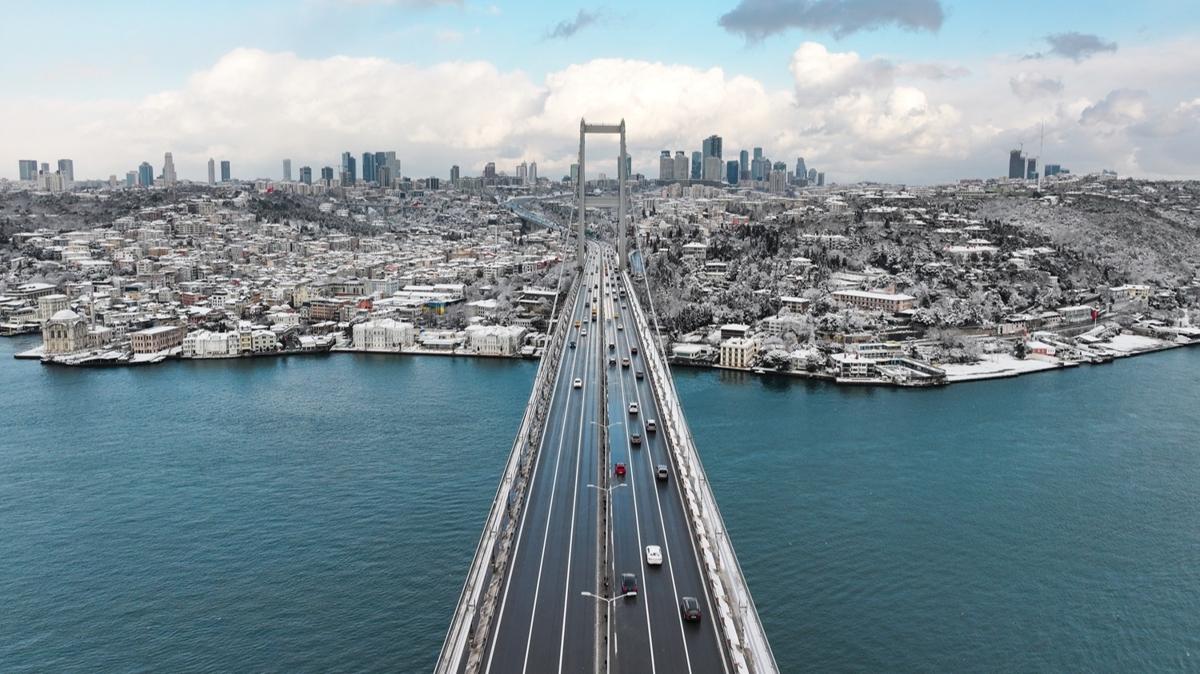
[483, 254, 602, 674]
[605, 253, 730, 674]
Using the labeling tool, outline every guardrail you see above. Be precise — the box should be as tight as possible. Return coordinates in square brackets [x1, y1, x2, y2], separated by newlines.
[435, 263, 584, 674]
[620, 267, 779, 674]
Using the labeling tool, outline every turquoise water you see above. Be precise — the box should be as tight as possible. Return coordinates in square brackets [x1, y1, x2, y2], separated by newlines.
[2, 335, 1198, 672]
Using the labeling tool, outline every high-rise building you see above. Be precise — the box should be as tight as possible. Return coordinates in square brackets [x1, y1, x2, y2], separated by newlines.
[659, 151, 673, 181]
[220, 160, 231, 182]
[739, 150, 749, 174]
[702, 135, 723, 160]
[1008, 149, 1025, 180]
[207, 158, 216, 185]
[796, 157, 807, 181]
[817, 172, 825, 187]
[752, 156, 770, 181]
[126, 171, 137, 188]
[768, 169, 787, 194]
[674, 151, 688, 182]
[283, 159, 292, 181]
[1026, 158, 1038, 180]
[1045, 164, 1067, 177]
[340, 152, 356, 185]
[703, 156, 722, 182]
[57, 159, 74, 187]
[362, 152, 376, 183]
[484, 162, 497, 183]
[138, 162, 154, 187]
[376, 165, 392, 187]
[753, 147, 763, 161]
[18, 160, 38, 182]
[450, 165, 460, 184]
[320, 166, 334, 183]
[299, 166, 312, 184]
[807, 168, 817, 184]
[529, 162, 538, 183]
[162, 153, 177, 187]
[516, 161, 528, 182]
[726, 160, 740, 185]
[690, 151, 701, 180]
[40, 162, 50, 174]
[570, 163, 580, 184]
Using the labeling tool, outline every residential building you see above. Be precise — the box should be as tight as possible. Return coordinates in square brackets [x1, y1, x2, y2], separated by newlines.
[220, 160, 231, 182]
[719, 337, 756, 369]
[659, 151, 673, 181]
[450, 165, 460, 185]
[129, 325, 186, 354]
[207, 158, 216, 185]
[832, 290, 917, 313]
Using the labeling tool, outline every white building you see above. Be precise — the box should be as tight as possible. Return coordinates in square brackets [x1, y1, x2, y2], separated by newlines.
[352, 318, 415, 351]
[37, 294, 70, 323]
[182, 330, 239, 358]
[465, 324, 527, 356]
[719, 337, 757, 369]
[42, 309, 88, 354]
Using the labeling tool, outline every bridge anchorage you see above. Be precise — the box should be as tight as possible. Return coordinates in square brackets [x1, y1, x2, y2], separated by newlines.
[437, 120, 777, 674]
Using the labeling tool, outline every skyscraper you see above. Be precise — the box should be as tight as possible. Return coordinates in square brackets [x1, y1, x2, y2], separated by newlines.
[703, 156, 722, 182]
[726, 160, 739, 185]
[796, 157, 807, 181]
[817, 172, 825, 187]
[18, 160, 38, 182]
[299, 166, 312, 184]
[374, 151, 387, 182]
[361, 152, 375, 183]
[1026, 158, 1038, 180]
[690, 151, 701, 180]
[1008, 149, 1025, 179]
[162, 153, 177, 187]
[138, 162, 154, 187]
[320, 166, 334, 183]
[484, 162, 497, 183]
[753, 147, 763, 161]
[702, 135, 723, 160]
[674, 151, 688, 182]
[340, 152, 356, 185]
[739, 150, 749, 175]
[126, 171, 137, 188]
[659, 151, 673, 181]
[450, 165, 460, 184]
[220, 160, 231, 182]
[807, 168, 817, 184]
[57, 159, 74, 186]
[529, 162, 538, 183]
[570, 164, 580, 184]
[207, 158, 216, 185]
[283, 159, 292, 181]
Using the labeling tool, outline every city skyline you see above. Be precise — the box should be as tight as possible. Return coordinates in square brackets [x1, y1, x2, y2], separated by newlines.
[3, 1, 1199, 184]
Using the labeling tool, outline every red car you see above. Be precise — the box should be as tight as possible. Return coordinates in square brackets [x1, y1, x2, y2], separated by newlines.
[615, 462, 626, 476]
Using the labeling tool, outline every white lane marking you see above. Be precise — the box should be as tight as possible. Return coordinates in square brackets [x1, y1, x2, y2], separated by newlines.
[620, 301, 695, 674]
[622, 269, 730, 674]
[612, 314, 657, 674]
[555, 265, 600, 672]
[486, 261, 593, 673]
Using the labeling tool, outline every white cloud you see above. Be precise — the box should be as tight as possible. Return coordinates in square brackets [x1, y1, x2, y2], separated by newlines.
[4, 39, 1200, 184]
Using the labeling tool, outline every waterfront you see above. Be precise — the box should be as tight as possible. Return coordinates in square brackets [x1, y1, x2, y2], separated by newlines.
[2, 336, 1199, 672]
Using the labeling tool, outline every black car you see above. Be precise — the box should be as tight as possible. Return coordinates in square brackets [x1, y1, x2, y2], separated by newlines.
[635, 370, 644, 380]
[621, 573, 638, 597]
[680, 596, 702, 622]
[570, 340, 576, 349]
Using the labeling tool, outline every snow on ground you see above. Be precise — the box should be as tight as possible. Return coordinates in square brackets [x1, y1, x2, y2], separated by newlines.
[1103, 333, 1171, 354]
[940, 353, 1062, 382]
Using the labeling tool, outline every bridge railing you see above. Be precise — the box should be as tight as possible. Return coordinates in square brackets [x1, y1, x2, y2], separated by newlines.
[620, 269, 779, 674]
[435, 262, 584, 674]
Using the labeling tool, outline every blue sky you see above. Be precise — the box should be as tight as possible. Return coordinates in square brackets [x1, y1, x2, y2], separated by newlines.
[7, 0, 1200, 181]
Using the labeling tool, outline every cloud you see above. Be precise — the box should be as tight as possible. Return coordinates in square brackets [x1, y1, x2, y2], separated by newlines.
[1028, 31, 1118, 62]
[545, 9, 600, 40]
[719, 0, 945, 41]
[4, 39, 1200, 184]
[1080, 88, 1149, 126]
[1009, 72, 1064, 99]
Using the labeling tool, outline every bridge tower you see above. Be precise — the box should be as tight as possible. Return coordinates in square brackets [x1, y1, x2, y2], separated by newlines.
[577, 118, 628, 270]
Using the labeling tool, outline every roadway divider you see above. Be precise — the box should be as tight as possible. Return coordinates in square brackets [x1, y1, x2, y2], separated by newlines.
[620, 269, 779, 674]
[435, 262, 585, 674]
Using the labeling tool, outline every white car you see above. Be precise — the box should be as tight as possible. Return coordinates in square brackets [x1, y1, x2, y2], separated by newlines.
[628, 402, 639, 415]
[645, 545, 663, 566]
[573, 378, 583, 389]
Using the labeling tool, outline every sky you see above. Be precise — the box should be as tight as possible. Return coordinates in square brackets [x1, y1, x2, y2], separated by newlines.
[2, 0, 1199, 184]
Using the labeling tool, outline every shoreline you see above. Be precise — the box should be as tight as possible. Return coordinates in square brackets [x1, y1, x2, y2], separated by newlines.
[7, 333, 1195, 387]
